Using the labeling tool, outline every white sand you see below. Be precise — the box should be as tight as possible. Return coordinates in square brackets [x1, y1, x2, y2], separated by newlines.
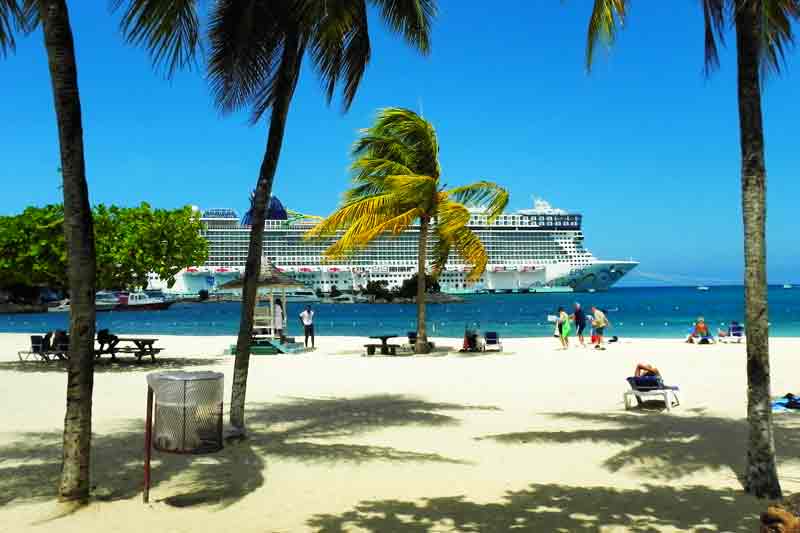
[1, 333, 799, 532]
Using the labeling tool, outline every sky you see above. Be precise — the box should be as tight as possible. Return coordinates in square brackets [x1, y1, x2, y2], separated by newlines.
[1, 1, 798, 286]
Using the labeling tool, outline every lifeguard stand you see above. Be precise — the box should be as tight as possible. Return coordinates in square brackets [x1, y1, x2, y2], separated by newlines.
[219, 262, 308, 353]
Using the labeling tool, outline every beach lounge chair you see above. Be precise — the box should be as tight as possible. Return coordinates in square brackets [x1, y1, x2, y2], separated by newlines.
[720, 323, 745, 343]
[18, 335, 48, 361]
[483, 331, 503, 352]
[624, 376, 680, 411]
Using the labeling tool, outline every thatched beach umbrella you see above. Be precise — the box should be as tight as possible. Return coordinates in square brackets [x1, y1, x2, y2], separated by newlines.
[218, 262, 303, 290]
[219, 263, 304, 339]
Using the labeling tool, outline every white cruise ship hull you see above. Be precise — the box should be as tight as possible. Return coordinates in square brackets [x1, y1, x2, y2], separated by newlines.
[150, 200, 639, 296]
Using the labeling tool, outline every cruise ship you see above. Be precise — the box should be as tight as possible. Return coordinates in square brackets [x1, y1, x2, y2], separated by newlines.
[149, 198, 637, 295]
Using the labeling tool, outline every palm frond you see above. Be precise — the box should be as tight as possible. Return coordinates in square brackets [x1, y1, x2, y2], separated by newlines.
[207, 0, 287, 117]
[585, 0, 628, 72]
[305, 191, 405, 238]
[323, 206, 423, 258]
[702, 0, 727, 75]
[112, 0, 200, 77]
[0, 0, 36, 57]
[362, 107, 440, 177]
[446, 181, 509, 222]
[447, 226, 488, 281]
[757, 0, 800, 76]
[308, 0, 371, 111]
[370, 0, 436, 54]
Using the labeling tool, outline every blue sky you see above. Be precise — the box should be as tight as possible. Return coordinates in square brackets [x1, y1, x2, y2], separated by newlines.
[1, 1, 797, 285]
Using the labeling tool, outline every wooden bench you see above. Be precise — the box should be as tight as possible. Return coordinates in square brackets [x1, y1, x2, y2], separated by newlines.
[364, 343, 400, 356]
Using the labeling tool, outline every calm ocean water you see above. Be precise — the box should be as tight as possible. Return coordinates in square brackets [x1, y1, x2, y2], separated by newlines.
[2, 286, 800, 339]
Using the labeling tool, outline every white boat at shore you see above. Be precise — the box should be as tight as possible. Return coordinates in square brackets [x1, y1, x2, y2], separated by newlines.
[697, 286, 710, 291]
[48, 292, 120, 312]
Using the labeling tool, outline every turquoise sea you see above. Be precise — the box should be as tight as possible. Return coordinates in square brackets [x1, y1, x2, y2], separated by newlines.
[2, 286, 800, 339]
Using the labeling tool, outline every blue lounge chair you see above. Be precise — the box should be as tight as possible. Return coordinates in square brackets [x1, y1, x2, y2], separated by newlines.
[483, 331, 503, 352]
[720, 323, 745, 343]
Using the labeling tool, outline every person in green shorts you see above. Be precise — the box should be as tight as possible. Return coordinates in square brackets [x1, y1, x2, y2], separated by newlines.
[558, 307, 571, 349]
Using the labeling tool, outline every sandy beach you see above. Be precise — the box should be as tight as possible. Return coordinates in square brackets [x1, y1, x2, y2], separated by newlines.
[1, 333, 799, 532]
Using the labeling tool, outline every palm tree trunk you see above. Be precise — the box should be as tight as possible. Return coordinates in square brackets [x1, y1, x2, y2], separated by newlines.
[735, 2, 781, 499]
[230, 33, 301, 432]
[415, 216, 430, 354]
[39, 0, 96, 503]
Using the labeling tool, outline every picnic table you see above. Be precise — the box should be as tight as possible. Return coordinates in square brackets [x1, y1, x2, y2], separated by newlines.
[96, 337, 162, 362]
[365, 334, 400, 356]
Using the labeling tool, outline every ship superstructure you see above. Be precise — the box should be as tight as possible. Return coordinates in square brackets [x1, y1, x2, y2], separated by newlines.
[151, 199, 637, 295]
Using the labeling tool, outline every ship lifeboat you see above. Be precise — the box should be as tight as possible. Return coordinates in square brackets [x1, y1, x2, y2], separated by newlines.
[492, 266, 506, 272]
[299, 267, 312, 273]
[185, 267, 203, 276]
[328, 267, 341, 273]
[215, 267, 229, 273]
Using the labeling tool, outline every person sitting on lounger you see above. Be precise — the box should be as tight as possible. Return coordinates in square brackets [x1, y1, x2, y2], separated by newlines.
[686, 317, 714, 344]
[718, 320, 741, 337]
[635, 363, 660, 377]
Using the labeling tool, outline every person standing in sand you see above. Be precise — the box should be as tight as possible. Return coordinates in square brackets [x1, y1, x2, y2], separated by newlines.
[299, 305, 315, 348]
[274, 298, 285, 343]
[557, 307, 571, 349]
[570, 303, 587, 347]
[591, 306, 608, 350]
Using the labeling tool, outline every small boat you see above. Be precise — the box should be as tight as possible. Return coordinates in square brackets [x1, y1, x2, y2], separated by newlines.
[48, 299, 70, 312]
[784, 284, 794, 289]
[48, 292, 120, 312]
[115, 291, 174, 311]
[697, 286, 710, 291]
[286, 289, 320, 303]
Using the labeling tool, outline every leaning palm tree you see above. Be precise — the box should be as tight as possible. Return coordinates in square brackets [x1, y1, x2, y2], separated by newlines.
[115, 0, 436, 433]
[1, 0, 97, 502]
[306, 108, 508, 353]
[582, 0, 798, 499]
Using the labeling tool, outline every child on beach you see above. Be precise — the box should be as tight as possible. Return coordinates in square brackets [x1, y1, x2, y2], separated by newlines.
[557, 307, 571, 349]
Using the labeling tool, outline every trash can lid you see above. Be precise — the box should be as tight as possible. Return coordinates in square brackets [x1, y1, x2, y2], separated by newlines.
[147, 371, 223, 388]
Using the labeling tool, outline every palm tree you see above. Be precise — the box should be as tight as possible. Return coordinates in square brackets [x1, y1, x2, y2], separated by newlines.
[115, 0, 436, 432]
[306, 108, 508, 353]
[1, 0, 97, 502]
[582, 0, 798, 499]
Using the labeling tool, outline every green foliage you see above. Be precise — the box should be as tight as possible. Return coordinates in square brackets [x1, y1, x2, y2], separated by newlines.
[0, 204, 66, 288]
[307, 107, 509, 281]
[395, 274, 440, 299]
[584, 0, 800, 77]
[0, 203, 207, 291]
[360, 280, 394, 302]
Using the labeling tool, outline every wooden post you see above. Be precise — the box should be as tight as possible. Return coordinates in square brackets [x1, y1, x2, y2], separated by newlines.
[143, 386, 153, 503]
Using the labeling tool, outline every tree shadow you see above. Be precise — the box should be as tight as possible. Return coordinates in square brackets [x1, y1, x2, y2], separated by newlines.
[240, 395, 497, 464]
[0, 423, 262, 509]
[306, 483, 763, 532]
[0, 357, 224, 374]
[0, 395, 492, 509]
[477, 410, 800, 485]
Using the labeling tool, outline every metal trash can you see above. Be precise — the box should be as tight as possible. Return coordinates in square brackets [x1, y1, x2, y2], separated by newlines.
[146, 371, 224, 454]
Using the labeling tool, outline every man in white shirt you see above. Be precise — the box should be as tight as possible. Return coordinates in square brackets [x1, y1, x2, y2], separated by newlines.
[299, 305, 315, 348]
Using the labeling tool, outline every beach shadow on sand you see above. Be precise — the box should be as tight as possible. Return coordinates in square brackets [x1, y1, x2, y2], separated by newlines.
[476, 410, 800, 485]
[306, 483, 763, 532]
[0, 356, 224, 374]
[0, 395, 493, 509]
